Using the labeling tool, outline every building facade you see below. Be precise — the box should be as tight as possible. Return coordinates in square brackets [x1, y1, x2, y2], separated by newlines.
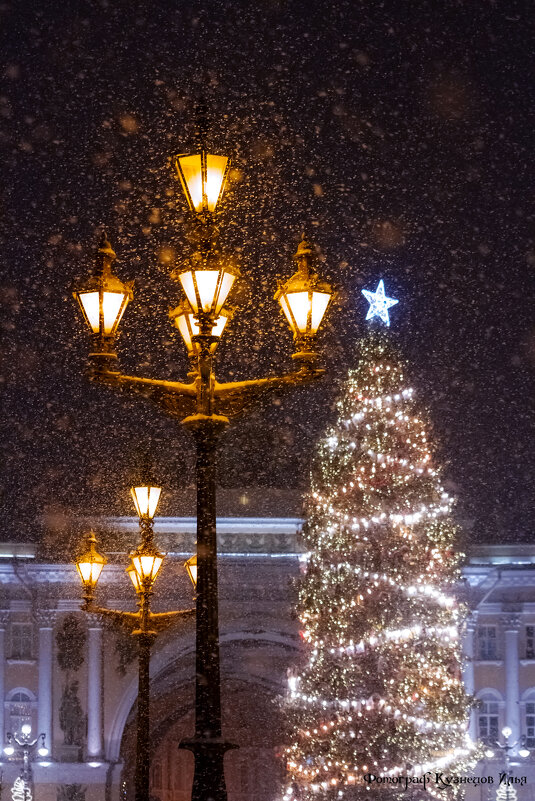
[0, 521, 534, 801]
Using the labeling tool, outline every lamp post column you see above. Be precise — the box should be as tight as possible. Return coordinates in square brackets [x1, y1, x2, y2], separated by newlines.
[0, 613, 8, 745]
[134, 630, 154, 801]
[36, 610, 55, 756]
[180, 413, 233, 801]
[86, 625, 103, 759]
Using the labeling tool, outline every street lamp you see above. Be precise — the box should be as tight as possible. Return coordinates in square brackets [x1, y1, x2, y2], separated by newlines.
[4, 725, 49, 793]
[485, 726, 530, 801]
[72, 140, 334, 801]
[74, 484, 194, 801]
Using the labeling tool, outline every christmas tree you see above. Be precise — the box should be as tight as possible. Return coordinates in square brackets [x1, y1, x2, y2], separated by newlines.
[284, 333, 476, 800]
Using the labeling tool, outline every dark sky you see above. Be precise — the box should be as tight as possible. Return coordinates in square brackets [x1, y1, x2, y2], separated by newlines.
[1, 0, 535, 543]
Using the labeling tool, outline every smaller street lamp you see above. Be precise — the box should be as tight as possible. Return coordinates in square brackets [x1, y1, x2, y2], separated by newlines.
[275, 234, 333, 363]
[4, 725, 49, 789]
[75, 482, 194, 801]
[171, 150, 230, 217]
[485, 726, 530, 801]
[73, 235, 133, 373]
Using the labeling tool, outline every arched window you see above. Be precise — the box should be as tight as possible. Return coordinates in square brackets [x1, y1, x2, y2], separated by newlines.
[6, 688, 35, 737]
[477, 692, 501, 745]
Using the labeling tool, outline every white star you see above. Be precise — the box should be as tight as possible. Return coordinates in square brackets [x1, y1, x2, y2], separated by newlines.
[361, 280, 399, 326]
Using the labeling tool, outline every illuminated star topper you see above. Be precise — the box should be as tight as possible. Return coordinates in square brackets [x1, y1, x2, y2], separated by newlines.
[361, 280, 399, 326]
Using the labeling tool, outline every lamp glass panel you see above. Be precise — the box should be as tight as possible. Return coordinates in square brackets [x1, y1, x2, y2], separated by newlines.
[131, 486, 161, 519]
[286, 291, 311, 333]
[102, 291, 127, 334]
[38, 746, 49, 757]
[127, 564, 141, 591]
[211, 313, 228, 337]
[188, 562, 197, 586]
[185, 555, 197, 587]
[177, 154, 203, 211]
[195, 270, 220, 313]
[310, 291, 331, 333]
[278, 294, 295, 331]
[205, 154, 229, 211]
[179, 271, 198, 312]
[214, 271, 235, 313]
[4, 745, 14, 756]
[78, 291, 101, 333]
[175, 312, 193, 351]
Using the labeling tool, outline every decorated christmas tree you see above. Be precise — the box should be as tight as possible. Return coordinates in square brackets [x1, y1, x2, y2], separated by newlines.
[284, 327, 476, 800]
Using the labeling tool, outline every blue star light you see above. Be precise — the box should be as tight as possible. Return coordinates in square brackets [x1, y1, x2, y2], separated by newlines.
[361, 280, 399, 326]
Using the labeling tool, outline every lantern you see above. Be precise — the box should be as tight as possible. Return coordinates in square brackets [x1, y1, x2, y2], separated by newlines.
[173, 251, 239, 319]
[130, 484, 162, 521]
[172, 150, 230, 215]
[73, 236, 133, 338]
[275, 236, 332, 356]
[169, 301, 232, 354]
[130, 542, 165, 587]
[75, 530, 107, 592]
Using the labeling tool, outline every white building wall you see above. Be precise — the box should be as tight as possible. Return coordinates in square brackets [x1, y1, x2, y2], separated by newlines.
[1, 525, 535, 800]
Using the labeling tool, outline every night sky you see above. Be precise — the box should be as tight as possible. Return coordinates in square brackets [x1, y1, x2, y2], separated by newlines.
[1, 0, 534, 543]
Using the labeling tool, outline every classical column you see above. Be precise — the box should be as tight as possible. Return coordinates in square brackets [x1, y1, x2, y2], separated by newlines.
[502, 614, 521, 745]
[87, 625, 103, 758]
[36, 610, 56, 754]
[0, 612, 8, 744]
[463, 613, 477, 741]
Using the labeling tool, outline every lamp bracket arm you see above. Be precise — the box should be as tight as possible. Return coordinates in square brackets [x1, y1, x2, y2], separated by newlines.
[82, 602, 140, 631]
[91, 370, 199, 419]
[213, 368, 324, 397]
[113, 373, 197, 397]
[147, 607, 196, 632]
[212, 367, 324, 419]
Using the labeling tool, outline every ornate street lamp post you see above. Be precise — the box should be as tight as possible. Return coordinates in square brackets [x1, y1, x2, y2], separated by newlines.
[3, 724, 49, 797]
[485, 726, 530, 801]
[74, 483, 194, 801]
[72, 142, 334, 801]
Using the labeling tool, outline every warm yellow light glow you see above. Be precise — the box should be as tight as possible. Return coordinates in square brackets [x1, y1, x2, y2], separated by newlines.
[126, 562, 141, 592]
[173, 151, 229, 214]
[130, 485, 162, 520]
[76, 531, 107, 590]
[275, 237, 333, 348]
[184, 554, 197, 588]
[178, 269, 236, 315]
[74, 238, 133, 338]
[205, 154, 229, 211]
[129, 540, 165, 587]
[170, 302, 231, 353]
[280, 289, 331, 336]
[78, 291, 100, 333]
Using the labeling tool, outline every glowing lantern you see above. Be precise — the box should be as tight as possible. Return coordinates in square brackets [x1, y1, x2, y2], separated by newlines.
[130, 484, 162, 521]
[73, 236, 133, 338]
[130, 542, 165, 587]
[172, 151, 230, 215]
[275, 235, 333, 358]
[173, 251, 239, 319]
[169, 300, 232, 354]
[75, 531, 107, 593]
